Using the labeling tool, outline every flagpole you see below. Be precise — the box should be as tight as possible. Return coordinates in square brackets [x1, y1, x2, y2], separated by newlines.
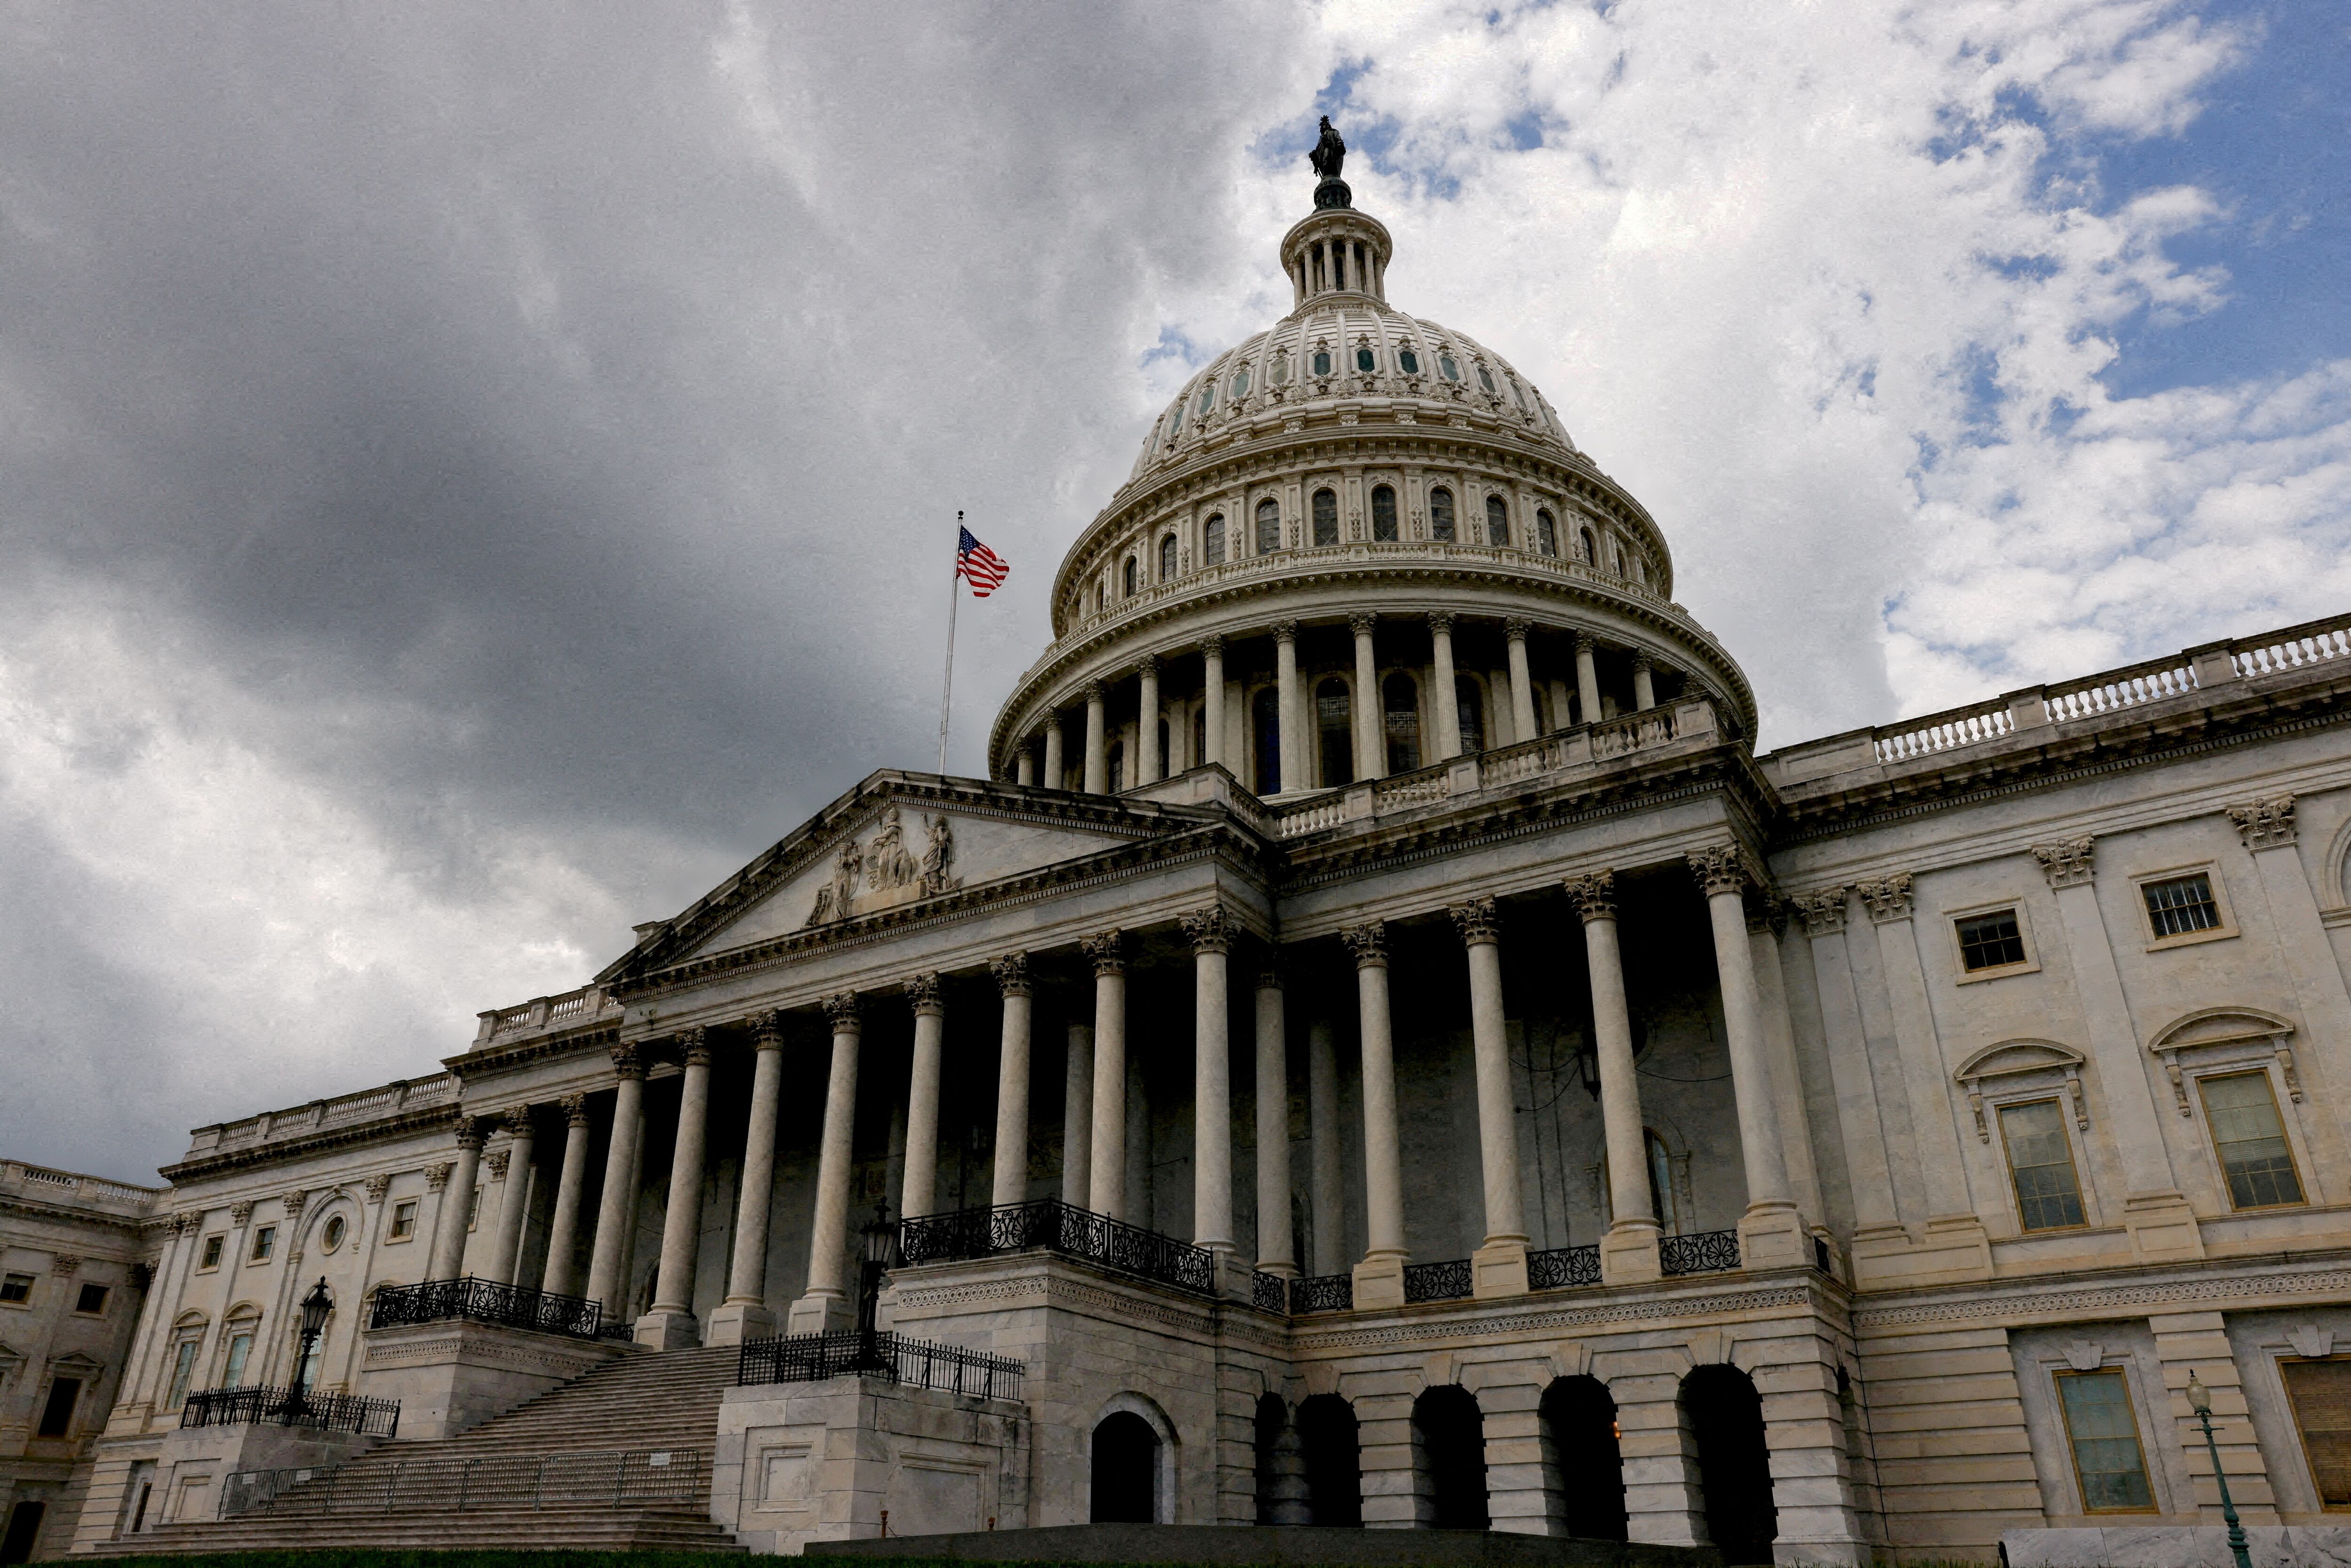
[937, 511, 962, 776]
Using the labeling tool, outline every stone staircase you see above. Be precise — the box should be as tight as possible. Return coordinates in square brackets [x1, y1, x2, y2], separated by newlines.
[133, 1344, 745, 1552]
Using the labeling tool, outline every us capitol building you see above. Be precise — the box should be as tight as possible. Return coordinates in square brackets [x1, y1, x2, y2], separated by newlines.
[9, 142, 2351, 1568]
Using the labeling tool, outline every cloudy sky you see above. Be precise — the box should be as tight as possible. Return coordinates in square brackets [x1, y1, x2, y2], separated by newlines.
[3, 1, 2346, 1180]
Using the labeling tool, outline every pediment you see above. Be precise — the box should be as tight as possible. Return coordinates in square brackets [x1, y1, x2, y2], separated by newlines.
[1955, 1039, 2084, 1085]
[2150, 1006, 2295, 1055]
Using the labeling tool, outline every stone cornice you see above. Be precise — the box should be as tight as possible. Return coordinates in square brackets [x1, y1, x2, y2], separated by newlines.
[1850, 1245, 2351, 1331]
[159, 1103, 461, 1185]
[450, 1024, 621, 1078]
[0, 1193, 156, 1236]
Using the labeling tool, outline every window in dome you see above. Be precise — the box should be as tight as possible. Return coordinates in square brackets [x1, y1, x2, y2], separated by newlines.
[1123, 556, 1138, 596]
[1203, 513, 1226, 566]
[1399, 347, 1420, 376]
[1429, 486, 1457, 542]
[1356, 346, 1375, 373]
[1317, 679, 1354, 788]
[1255, 497, 1281, 554]
[1371, 484, 1397, 542]
[1578, 525, 1597, 564]
[1536, 508, 1558, 557]
[1509, 378, 1527, 410]
[1271, 354, 1291, 386]
[1485, 494, 1510, 546]
[1159, 534, 1177, 582]
[1231, 366, 1250, 397]
[1197, 384, 1215, 416]
[1311, 488, 1339, 547]
[1312, 349, 1332, 378]
[1252, 686, 1281, 795]
[1383, 673, 1421, 774]
[1168, 401, 1183, 437]
[1438, 354, 1461, 381]
[1477, 364, 1497, 395]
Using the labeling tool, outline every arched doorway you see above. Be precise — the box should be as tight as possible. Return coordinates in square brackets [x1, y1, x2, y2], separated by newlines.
[1683, 1364, 1776, 1564]
[1253, 1393, 1310, 1524]
[1541, 1376, 1627, 1540]
[1296, 1394, 1361, 1526]
[1091, 1410, 1160, 1523]
[1412, 1386, 1489, 1529]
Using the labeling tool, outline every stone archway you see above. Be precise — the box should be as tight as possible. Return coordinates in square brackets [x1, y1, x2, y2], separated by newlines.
[1411, 1385, 1488, 1530]
[1295, 1392, 1361, 1527]
[1089, 1392, 1176, 1524]
[1541, 1374, 1626, 1541]
[1682, 1363, 1776, 1565]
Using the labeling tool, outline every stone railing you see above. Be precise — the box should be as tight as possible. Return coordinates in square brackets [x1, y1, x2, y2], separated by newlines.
[193, 1075, 456, 1155]
[0, 1161, 158, 1210]
[2235, 617, 2351, 676]
[474, 983, 621, 1044]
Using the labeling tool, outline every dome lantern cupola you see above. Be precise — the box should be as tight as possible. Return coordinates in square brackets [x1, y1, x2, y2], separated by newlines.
[1281, 206, 1392, 311]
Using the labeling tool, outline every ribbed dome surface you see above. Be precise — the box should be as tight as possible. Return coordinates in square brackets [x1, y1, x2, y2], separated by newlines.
[1128, 304, 1577, 485]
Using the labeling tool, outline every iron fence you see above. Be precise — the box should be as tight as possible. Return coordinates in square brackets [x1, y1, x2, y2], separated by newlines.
[1291, 1273, 1353, 1313]
[1403, 1259, 1473, 1303]
[898, 1198, 1214, 1294]
[1528, 1245, 1601, 1290]
[1660, 1229, 1742, 1277]
[736, 1330, 1023, 1403]
[1251, 1271, 1288, 1314]
[222, 1449, 701, 1519]
[181, 1384, 399, 1438]
[368, 1276, 602, 1340]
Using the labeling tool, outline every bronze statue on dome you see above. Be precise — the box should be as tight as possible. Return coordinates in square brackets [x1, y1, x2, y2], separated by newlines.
[1308, 115, 1352, 210]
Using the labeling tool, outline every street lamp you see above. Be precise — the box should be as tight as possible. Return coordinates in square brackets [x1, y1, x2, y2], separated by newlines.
[856, 1202, 899, 1368]
[289, 1277, 333, 1419]
[2185, 1371, 2253, 1568]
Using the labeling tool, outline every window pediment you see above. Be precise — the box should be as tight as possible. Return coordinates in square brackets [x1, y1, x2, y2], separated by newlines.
[1955, 1039, 2088, 1144]
[2149, 1006, 2301, 1116]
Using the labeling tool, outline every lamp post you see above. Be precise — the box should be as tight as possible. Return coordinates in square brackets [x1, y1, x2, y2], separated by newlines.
[289, 1277, 333, 1420]
[855, 1202, 898, 1371]
[2185, 1371, 2253, 1568]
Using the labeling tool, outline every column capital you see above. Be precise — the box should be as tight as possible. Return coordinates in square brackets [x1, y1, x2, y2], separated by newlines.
[1136, 654, 1159, 678]
[452, 1116, 487, 1151]
[1427, 611, 1455, 636]
[1348, 610, 1378, 638]
[425, 1162, 454, 1192]
[229, 1201, 254, 1225]
[1181, 905, 1239, 954]
[485, 1150, 513, 1181]
[1855, 872, 1916, 923]
[906, 972, 945, 1016]
[1504, 616, 1532, 641]
[1083, 928, 1127, 975]
[992, 951, 1032, 997]
[1573, 631, 1596, 655]
[1449, 895, 1501, 946]
[1791, 887, 1848, 935]
[1199, 632, 1225, 658]
[1082, 680, 1106, 704]
[1688, 843, 1749, 898]
[1255, 959, 1284, 993]
[821, 990, 863, 1031]
[280, 1188, 309, 1217]
[2032, 835, 2096, 888]
[364, 1174, 392, 1204]
[2228, 793, 2297, 850]
[1270, 619, 1298, 646]
[1563, 869, 1617, 922]
[501, 1106, 535, 1137]
[559, 1093, 591, 1126]
[610, 1042, 647, 1080]
[678, 1025, 713, 1067]
[743, 1009, 784, 1048]
[1341, 920, 1388, 968]
[1743, 885, 1787, 935]
[1631, 649, 1654, 674]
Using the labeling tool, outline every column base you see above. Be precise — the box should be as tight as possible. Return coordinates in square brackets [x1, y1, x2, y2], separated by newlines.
[702, 1300, 778, 1347]
[1351, 1253, 1407, 1311]
[631, 1305, 702, 1350]
[1734, 1201, 1810, 1270]
[1599, 1218, 1662, 1285]
[1471, 1237, 1529, 1299]
[785, 1291, 854, 1335]
[2123, 1190, 2206, 1264]
[1848, 1215, 1993, 1289]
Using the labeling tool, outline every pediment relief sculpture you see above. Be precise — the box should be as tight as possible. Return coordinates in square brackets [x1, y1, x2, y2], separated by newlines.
[2148, 1005, 2301, 1114]
[1954, 1039, 2089, 1143]
[807, 805, 963, 927]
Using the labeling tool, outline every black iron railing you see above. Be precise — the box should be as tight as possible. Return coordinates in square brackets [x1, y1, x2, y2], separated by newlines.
[222, 1449, 698, 1519]
[898, 1198, 1213, 1294]
[1660, 1229, 1741, 1276]
[1528, 1244, 1602, 1290]
[367, 1276, 602, 1340]
[737, 1330, 1023, 1402]
[1251, 1271, 1289, 1314]
[1291, 1273, 1353, 1313]
[181, 1385, 399, 1438]
[1403, 1258, 1473, 1303]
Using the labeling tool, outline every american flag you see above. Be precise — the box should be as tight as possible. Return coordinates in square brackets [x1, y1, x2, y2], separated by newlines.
[956, 526, 1010, 597]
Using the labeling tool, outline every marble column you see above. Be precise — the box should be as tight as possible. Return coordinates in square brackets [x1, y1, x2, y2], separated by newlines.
[1083, 682, 1108, 794]
[1344, 921, 1408, 1308]
[1062, 1022, 1094, 1205]
[1632, 653, 1657, 711]
[991, 953, 1033, 1207]
[1084, 931, 1128, 1219]
[901, 974, 945, 1221]
[1042, 716, 1065, 789]
[1568, 872, 1660, 1284]
[585, 1046, 646, 1314]
[1273, 620, 1302, 794]
[638, 1028, 714, 1348]
[1308, 1019, 1346, 1276]
[1350, 612, 1381, 780]
[1254, 965, 1294, 1276]
[1688, 848, 1806, 1270]
[1136, 656, 1163, 785]
[1745, 906, 1825, 1228]
[1504, 618, 1538, 745]
[421, 1119, 482, 1284]
[1201, 635, 1227, 769]
[1181, 907, 1237, 1255]
[709, 1012, 784, 1345]
[540, 1095, 592, 1297]
[1015, 747, 1036, 786]
[486, 1107, 536, 1286]
[789, 993, 862, 1333]
[1429, 613, 1463, 758]
[1452, 896, 1530, 1295]
[1574, 634, 1602, 728]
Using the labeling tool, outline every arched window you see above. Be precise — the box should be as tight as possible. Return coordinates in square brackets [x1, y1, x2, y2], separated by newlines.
[1477, 364, 1497, 395]
[1311, 488, 1339, 547]
[1438, 353, 1460, 381]
[1398, 347, 1420, 375]
[1159, 535, 1177, 582]
[1412, 1386, 1490, 1529]
[1355, 346, 1375, 373]
[1202, 514, 1225, 566]
[1681, 1366, 1778, 1565]
[1122, 556, 1138, 597]
[220, 1309, 260, 1390]
[1316, 679, 1353, 788]
[1429, 487, 1456, 543]
[1541, 1378, 1627, 1541]
[1311, 348, 1332, 377]
[1579, 525, 1597, 564]
[1091, 1411, 1160, 1523]
[1455, 675, 1485, 755]
[1370, 484, 1397, 542]
[1252, 687, 1281, 795]
[1485, 494, 1510, 546]
[1231, 366, 1250, 398]
[1168, 401, 1183, 439]
[1196, 383, 1215, 417]
[1255, 497, 1281, 555]
[1383, 673, 1420, 774]
[1536, 508, 1558, 556]
[1296, 1394, 1362, 1527]
[1270, 353, 1291, 386]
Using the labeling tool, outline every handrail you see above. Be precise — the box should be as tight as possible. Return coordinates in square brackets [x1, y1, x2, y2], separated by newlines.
[738, 1330, 1023, 1402]
[898, 1198, 1214, 1294]
[368, 1276, 603, 1340]
[181, 1384, 398, 1438]
[1402, 1258, 1473, 1303]
[1659, 1229, 1741, 1277]
[1528, 1245, 1601, 1290]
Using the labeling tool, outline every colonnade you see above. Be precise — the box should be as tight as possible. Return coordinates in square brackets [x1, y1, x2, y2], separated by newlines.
[428, 842, 1813, 1344]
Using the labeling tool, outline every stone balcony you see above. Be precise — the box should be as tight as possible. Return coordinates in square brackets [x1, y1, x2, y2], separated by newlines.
[0, 1160, 160, 1218]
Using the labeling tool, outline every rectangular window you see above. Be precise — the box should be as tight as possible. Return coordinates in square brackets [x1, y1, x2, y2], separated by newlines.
[2057, 1370, 2156, 1512]
[1999, 1099, 2088, 1230]
[198, 1234, 224, 1270]
[468, 1189, 481, 1229]
[2201, 1071, 2305, 1208]
[1957, 909, 2027, 971]
[389, 1199, 418, 1240]
[222, 1331, 253, 1389]
[36, 1376, 80, 1438]
[74, 1282, 108, 1315]
[2143, 872, 2222, 938]
[0, 1273, 32, 1305]
[166, 1338, 200, 1410]
[2282, 1357, 2351, 1508]
[249, 1225, 276, 1262]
